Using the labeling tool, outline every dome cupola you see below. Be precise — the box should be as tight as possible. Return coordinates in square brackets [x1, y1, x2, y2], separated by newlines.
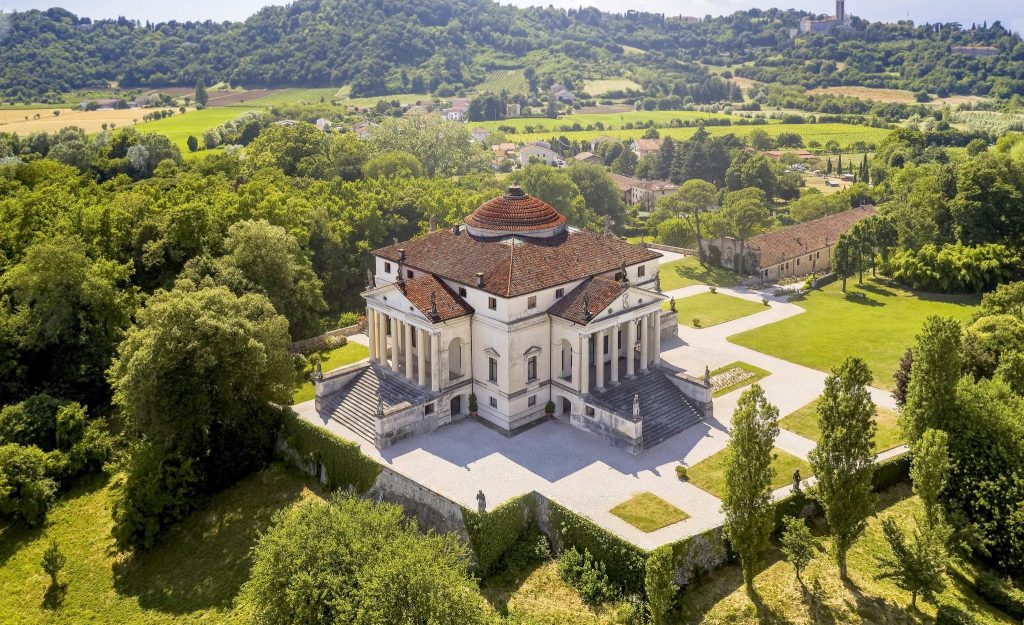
[464, 185, 566, 238]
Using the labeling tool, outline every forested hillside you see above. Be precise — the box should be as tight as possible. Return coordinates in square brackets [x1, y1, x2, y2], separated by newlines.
[2, 0, 1024, 102]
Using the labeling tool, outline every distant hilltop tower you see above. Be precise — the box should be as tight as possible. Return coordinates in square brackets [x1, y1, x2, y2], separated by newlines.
[799, 0, 850, 34]
[836, 0, 845, 22]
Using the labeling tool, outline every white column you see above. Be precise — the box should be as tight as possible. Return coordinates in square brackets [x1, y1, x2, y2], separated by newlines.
[580, 333, 590, 395]
[417, 327, 427, 387]
[389, 316, 399, 369]
[404, 322, 414, 380]
[626, 318, 636, 378]
[609, 323, 619, 384]
[367, 306, 377, 362]
[652, 312, 662, 367]
[378, 311, 390, 370]
[430, 332, 441, 392]
[640, 314, 649, 372]
[595, 329, 606, 390]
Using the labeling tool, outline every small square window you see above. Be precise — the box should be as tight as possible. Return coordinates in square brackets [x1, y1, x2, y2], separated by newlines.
[489, 396, 498, 408]
[585, 406, 595, 417]
[458, 286, 467, 297]
[407, 269, 414, 278]
[384, 262, 391, 273]
[614, 271, 625, 281]
[425, 402, 435, 415]
[488, 297, 497, 310]
[638, 265, 646, 277]
[555, 288, 564, 298]
[528, 395, 537, 407]
[527, 295, 537, 310]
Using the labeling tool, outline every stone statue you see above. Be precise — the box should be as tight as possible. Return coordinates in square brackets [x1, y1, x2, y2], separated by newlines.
[582, 292, 592, 320]
[619, 261, 628, 283]
[632, 394, 640, 421]
[476, 489, 487, 513]
[428, 214, 436, 232]
[669, 297, 677, 313]
[654, 272, 662, 293]
[603, 216, 613, 236]
[375, 396, 384, 420]
[792, 469, 802, 492]
[429, 291, 438, 319]
[703, 365, 711, 387]
[313, 361, 323, 381]
[366, 268, 375, 289]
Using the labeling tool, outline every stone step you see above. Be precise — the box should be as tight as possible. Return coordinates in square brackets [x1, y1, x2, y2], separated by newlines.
[320, 363, 435, 445]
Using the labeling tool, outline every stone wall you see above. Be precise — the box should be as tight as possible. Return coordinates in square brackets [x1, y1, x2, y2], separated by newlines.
[290, 322, 364, 354]
[367, 466, 470, 541]
[659, 309, 678, 340]
[645, 242, 698, 256]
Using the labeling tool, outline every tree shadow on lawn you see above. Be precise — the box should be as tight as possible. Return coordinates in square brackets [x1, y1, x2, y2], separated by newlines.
[841, 291, 885, 307]
[112, 464, 317, 615]
[41, 581, 68, 610]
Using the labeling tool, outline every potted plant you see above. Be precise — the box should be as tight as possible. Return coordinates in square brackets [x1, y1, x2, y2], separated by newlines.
[544, 400, 555, 417]
[468, 393, 478, 417]
[675, 464, 688, 481]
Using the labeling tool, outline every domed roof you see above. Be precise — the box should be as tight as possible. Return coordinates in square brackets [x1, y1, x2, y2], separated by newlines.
[464, 186, 566, 238]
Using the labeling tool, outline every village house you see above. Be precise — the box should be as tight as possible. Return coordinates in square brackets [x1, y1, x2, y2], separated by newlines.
[549, 83, 575, 103]
[573, 151, 604, 165]
[471, 127, 490, 143]
[630, 138, 663, 160]
[702, 205, 876, 281]
[506, 102, 522, 118]
[315, 118, 332, 132]
[609, 173, 679, 209]
[313, 186, 711, 454]
[443, 106, 468, 122]
[590, 136, 618, 153]
[519, 143, 562, 167]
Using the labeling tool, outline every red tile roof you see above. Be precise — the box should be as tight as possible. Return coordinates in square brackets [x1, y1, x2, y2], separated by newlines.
[548, 277, 628, 325]
[374, 228, 661, 298]
[465, 186, 566, 233]
[374, 275, 473, 322]
[747, 205, 877, 268]
[632, 138, 662, 152]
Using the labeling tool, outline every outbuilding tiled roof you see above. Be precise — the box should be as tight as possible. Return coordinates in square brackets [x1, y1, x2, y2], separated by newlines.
[373, 275, 473, 322]
[747, 205, 876, 268]
[632, 138, 662, 152]
[374, 228, 661, 298]
[547, 277, 628, 325]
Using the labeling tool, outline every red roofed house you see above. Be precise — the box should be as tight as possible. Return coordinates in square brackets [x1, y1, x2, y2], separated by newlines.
[703, 205, 876, 281]
[313, 186, 712, 454]
[630, 138, 663, 160]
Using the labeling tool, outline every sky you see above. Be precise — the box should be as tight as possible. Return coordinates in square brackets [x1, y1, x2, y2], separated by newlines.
[0, 0, 1019, 33]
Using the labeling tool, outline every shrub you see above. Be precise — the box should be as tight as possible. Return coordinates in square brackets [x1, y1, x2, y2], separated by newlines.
[469, 393, 478, 414]
[0, 394, 65, 449]
[708, 285, 717, 294]
[675, 465, 688, 481]
[0, 443, 57, 526]
[692, 317, 702, 328]
[936, 604, 978, 625]
[545, 400, 555, 414]
[41, 539, 65, 586]
[337, 311, 361, 327]
[872, 453, 911, 491]
[325, 335, 347, 349]
[550, 502, 647, 593]
[558, 547, 616, 604]
[493, 528, 551, 583]
[462, 495, 531, 576]
[762, 297, 769, 306]
[280, 411, 381, 493]
[883, 242, 1018, 293]
[975, 571, 1024, 620]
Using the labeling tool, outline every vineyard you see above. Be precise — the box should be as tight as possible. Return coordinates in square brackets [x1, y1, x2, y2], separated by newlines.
[475, 70, 530, 96]
[475, 109, 740, 133]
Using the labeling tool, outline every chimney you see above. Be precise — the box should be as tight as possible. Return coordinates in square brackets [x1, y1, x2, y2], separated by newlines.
[452, 224, 460, 235]
[475, 272, 484, 287]
[398, 248, 406, 263]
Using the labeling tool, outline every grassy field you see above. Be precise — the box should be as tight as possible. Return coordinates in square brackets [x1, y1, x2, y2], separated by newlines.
[780, 399, 905, 453]
[609, 492, 689, 532]
[686, 447, 811, 499]
[0, 464, 321, 625]
[659, 256, 744, 291]
[240, 88, 342, 107]
[729, 278, 980, 391]
[334, 88, 432, 109]
[676, 487, 1015, 625]
[133, 107, 260, 154]
[292, 341, 369, 404]
[474, 109, 736, 133]
[710, 362, 771, 398]
[475, 70, 530, 96]
[0, 107, 149, 134]
[672, 292, 767, 328]
[807, 85, 987, 108]
[482, 560, 621, 625]
[583, 78, 643, 95]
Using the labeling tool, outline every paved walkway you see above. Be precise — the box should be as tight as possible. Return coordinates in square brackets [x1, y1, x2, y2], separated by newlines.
[295, 282, 903, 550]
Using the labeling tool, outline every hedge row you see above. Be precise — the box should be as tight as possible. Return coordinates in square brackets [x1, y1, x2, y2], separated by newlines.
[462, 495, 532, 576]
[975, 570, 1024, 620]
[549, 501, 648, 594]
[871, 452, 911, 492]
[280, 412, 382, 493]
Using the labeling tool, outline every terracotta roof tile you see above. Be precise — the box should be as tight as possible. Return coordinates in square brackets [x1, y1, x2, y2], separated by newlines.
[374, 229, 661, 298]
[377, 275, 473, 322]
[548, 277, 628, 325]
[465, 186, 566, 233]
[748, 205, 876, 268]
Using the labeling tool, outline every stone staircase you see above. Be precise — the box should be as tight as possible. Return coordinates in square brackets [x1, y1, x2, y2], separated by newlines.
[319, 363, 433, 443]
[588, 369, 704, 449]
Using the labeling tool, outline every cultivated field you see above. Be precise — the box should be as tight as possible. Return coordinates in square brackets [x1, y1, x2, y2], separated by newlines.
[583, 78, 642, 95]
[133, 107, 260, 153]
[0, 107, 151, 134]
[241, 88, 344, 107]
[475, 70, 530, 95]
[475, 109, 737, 133]
[808, 85, 988, 107]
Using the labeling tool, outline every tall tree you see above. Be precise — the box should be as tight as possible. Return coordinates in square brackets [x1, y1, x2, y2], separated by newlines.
[901, 316, 963, 443]
[832, 233, 856, 292]
[780, 516, 815, 589]
[809, 356, 877, 579]
[194, 78, 208, 108]
[645, 546, 676, 625]
[911, 428, 951, 529]
[876, 517, 948, 608]
[722, 384, 779, 591]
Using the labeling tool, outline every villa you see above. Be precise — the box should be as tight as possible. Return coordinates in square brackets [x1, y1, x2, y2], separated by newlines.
[313, 186, 712, 454]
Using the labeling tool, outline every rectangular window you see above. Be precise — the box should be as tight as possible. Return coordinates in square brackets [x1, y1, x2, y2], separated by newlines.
[796, 258, 800, 266]
[527, 356, 537, 382]
[384, 262, 391, 273]
[528, 395, 537, 407]
[489, 396, 498, 408]
[816, 251, 820, 259]
[488, 357, 497, 383]
[614, 271, 625, 281]
[585, 406, 595, 417]
[488, 297, 497, 310]
[458, 286, 467, 297]
[555, 288, 564, 298]
[637, 265, 646, 277]
[407, 269, 414, 279]
[424, 402, 435, 415]
[527, 295, 537, 310]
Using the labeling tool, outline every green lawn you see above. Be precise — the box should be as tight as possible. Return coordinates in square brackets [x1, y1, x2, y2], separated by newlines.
[676, 487, 1016, 625]
[134, 107, 259, 154]
[0, 464, 321, 625]
[710, 361, 771, 397]
[687, 447, 811, 499]
[670, 292, 766, 328]
[780, 399, 906, 453]
[729, 278, 980, 391]
[658, 256, 745, 291]
[292, 341, 369, 404]
[240, 88, 342, 107]
[609, 492, 689, 533]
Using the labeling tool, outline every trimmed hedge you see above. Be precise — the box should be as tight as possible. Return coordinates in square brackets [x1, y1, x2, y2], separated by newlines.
[280, 412, 381, 493]
[549, 501, 647, 594]
[462, 495, 532, 576]
[871, 452, 911, 492]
